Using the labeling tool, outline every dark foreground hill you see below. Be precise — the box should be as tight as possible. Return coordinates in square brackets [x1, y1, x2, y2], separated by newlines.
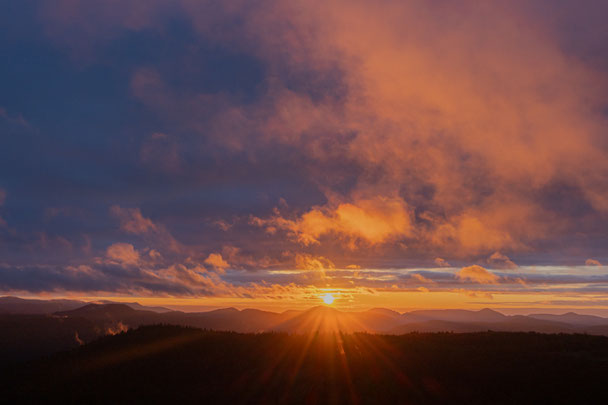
[3, 325, 608, 405]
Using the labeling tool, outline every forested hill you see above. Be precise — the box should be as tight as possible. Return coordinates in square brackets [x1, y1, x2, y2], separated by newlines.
[3, 325, 608, 404]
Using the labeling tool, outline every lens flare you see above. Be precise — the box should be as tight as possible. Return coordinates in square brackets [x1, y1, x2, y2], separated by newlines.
[322, 293, 335, 305]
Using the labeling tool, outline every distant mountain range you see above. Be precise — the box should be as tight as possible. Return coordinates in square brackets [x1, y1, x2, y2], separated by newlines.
[3, 295, 608, 334]
[3, 296, 608, 361]
[0, 296, 171, 314]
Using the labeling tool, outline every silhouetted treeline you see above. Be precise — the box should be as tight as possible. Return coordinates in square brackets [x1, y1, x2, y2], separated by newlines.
[3, 325, 608, 404]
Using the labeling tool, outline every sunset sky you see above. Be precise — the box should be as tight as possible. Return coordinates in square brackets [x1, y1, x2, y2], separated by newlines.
[2, 1, 608, 313]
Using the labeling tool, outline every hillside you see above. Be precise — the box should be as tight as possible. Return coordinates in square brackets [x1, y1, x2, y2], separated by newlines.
[3, 325, 608, 404]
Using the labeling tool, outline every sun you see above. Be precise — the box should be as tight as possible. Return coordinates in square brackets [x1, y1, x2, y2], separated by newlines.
[321, 293, 335, 305]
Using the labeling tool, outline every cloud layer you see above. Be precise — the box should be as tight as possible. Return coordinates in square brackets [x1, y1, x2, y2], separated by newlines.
[1, 1, 608, 304]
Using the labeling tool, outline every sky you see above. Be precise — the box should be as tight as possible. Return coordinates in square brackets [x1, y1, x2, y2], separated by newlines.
[1, 0, 608, 313]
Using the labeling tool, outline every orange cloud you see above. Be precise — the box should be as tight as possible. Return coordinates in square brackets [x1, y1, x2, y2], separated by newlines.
[204, 253, 229, 272]
[487, 252, 518, 270]
[294, 253, 335, 271]
[226, 0, 607, 259]
[411, 273, 435, 284]
[110, 205, 157, 234]
[213, 220, 233, 231]
[106, 243, 140, 265]
[585, 259, 601, 266]
[456, 265, 499, 284]
[255, 196, 412, 247]
[109, 205, 182, 254]
[246, 0, 606, 257]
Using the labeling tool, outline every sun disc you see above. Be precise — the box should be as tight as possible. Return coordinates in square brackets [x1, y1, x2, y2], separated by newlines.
[322, 293, 335, 305]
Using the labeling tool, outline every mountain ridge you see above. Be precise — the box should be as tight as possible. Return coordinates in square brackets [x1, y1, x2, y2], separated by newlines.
[46, 300, 608, 335]
[4, 297, 608, 361]
[4, 296, 608, 336]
